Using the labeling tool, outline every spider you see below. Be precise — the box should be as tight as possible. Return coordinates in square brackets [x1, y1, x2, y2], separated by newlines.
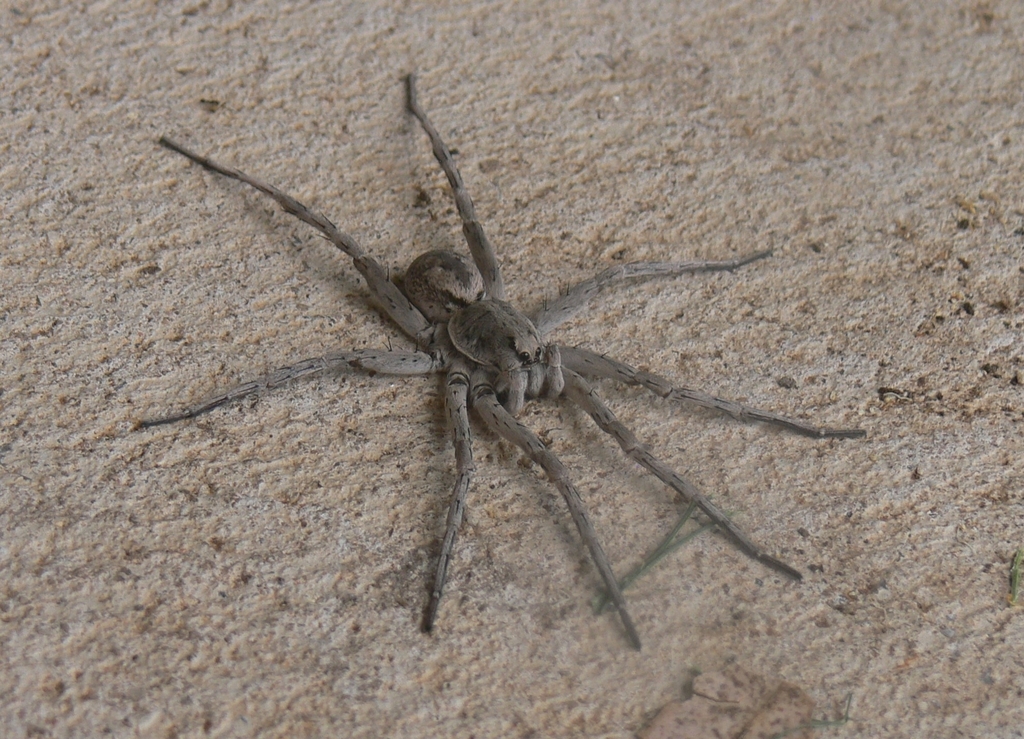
[145, 73, 865, 650]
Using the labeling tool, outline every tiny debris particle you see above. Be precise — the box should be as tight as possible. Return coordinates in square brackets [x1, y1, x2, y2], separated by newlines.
[878, 387, 910, 401]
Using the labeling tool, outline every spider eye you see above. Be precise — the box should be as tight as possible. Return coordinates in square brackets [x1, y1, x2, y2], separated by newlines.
[518, 351, 534, 364]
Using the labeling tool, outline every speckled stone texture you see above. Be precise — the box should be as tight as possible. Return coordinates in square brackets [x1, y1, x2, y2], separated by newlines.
[2, 2, 1022, 737]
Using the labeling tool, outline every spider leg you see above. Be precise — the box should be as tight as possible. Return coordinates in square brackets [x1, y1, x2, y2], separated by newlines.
[560, 346, 865, 439]
[157, 137, 432, 344]
[560, 368, 803, 581]
[424, 359, 476, 633]
[140, 349, 441, 427]
[470, 370, 642, 650]
[405, 73, 506, 301]
[531, 251, 772, 335]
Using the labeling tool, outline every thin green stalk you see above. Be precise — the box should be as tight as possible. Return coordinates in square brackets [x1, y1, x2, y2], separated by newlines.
[593, 501, 715, 614]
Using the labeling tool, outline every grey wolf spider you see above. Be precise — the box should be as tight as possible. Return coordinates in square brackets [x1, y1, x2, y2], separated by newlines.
[145, 73, 865, 650]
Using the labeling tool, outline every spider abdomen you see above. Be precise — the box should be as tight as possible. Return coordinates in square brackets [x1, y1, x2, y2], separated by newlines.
[400, 250, 484, 322]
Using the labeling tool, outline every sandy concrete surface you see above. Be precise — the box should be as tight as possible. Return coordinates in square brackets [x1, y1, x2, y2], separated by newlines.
[2, 1, 1022, 737]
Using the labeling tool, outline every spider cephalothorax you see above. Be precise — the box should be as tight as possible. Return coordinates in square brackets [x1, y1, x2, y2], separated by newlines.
[146, 73, 864, 650]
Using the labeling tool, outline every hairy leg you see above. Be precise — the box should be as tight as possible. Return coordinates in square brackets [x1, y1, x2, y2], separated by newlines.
[531, 251, 772, 335]
[560, 346, 865, 439]
[471, 370, 642, 650]
[424, 359, 476, 633]
[560, 369, 803, 581]
[141, 349, 441, 427]
[405, 73, 506, 301]
[158, 137, 432, 344]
